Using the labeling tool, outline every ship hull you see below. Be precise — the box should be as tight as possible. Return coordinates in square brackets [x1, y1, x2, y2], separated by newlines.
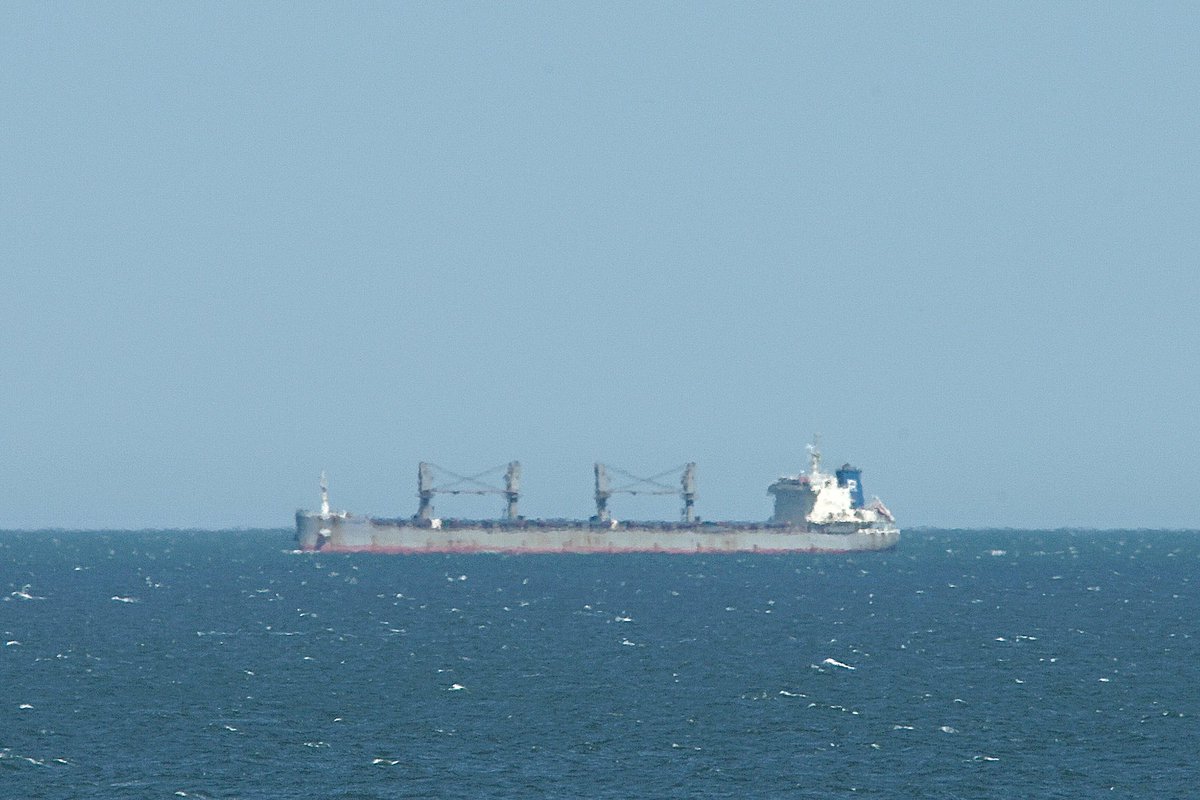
[295, 513, 899, 554]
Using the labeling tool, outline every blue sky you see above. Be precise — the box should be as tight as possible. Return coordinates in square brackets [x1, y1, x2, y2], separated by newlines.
[2, 3, 1197, 529]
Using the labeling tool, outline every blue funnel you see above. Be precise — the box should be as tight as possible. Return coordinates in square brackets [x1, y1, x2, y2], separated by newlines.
[836, 464, 864, 509]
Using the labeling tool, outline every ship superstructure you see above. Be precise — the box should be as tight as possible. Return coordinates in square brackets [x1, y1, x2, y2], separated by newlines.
[767, 440, 895, 533]
[295, 441, 898, 554]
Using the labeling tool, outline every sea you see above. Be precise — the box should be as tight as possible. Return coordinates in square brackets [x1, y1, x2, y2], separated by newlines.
[1, 529, 1196, 799]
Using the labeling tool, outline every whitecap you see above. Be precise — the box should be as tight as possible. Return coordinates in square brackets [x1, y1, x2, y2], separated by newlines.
[822, 658, 856, 670]
[19, 703, 33, 709]
[940, 726, 958, 734]
[447, 683, 465, 691]
[110, 596, 139, 604]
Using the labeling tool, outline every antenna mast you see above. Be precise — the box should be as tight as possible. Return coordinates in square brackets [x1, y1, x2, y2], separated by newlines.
[807, 434, 823, 477]
[319, 471, 331, 518]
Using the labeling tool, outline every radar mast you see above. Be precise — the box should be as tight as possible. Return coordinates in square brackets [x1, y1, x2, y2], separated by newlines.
[807, 434, 823, 478]
[319, 471, 331, 518]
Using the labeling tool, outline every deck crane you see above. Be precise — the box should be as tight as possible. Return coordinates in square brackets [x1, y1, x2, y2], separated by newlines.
[594, 462, 697, 523]
[417, 461, 521, 521]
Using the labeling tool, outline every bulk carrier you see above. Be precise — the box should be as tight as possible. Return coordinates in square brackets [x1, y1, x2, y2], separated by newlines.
[295, 441, 898, 554]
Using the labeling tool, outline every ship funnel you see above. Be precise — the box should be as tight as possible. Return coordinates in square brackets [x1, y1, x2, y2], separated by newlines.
[835, 464, 864, 509]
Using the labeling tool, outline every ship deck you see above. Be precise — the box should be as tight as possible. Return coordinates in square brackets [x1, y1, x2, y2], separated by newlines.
[366, 517, 800, 532]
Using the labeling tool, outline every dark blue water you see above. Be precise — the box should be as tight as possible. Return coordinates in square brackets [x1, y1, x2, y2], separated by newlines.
[2, 530, 1197, 798]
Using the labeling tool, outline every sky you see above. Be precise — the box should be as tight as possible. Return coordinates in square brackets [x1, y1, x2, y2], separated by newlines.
[2, 3, 1198, 530]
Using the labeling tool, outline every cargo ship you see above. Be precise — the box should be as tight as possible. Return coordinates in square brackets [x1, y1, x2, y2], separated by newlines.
[295, 441, 898, 554]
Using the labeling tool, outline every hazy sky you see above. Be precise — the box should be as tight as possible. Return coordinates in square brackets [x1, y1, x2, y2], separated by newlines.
[3, 3, 1197, 529]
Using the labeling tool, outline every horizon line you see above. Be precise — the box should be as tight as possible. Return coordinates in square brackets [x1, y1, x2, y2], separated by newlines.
[2, 526, 1198, 535]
